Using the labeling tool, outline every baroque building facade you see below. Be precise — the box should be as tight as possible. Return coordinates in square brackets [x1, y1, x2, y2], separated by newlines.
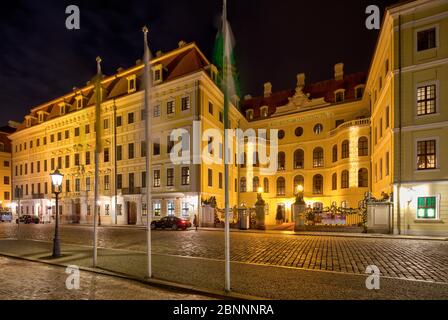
[8, 0, 447, 236]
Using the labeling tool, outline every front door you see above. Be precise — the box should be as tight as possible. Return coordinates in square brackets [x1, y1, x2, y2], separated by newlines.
[127, 201, 137, 225]
[276, 204, 285, 223]
[74, 203, 81, 224]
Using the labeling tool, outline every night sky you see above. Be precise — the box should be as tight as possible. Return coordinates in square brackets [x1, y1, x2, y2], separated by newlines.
[1, 0, 397, 123]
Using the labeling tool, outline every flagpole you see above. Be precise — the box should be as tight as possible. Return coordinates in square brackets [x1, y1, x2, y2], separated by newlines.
[143, 26, 153, 279]
[93, 56, 102, 267]
[223, 0, 231, 293]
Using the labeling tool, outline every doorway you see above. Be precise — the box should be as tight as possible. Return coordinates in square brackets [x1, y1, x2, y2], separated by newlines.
[276, 204, 285, 224]
[127, 201, 137, 225]
[73, 203, 81, 224]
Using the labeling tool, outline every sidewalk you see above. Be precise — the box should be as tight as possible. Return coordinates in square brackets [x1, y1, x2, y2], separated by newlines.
[0, 239, 447, 300]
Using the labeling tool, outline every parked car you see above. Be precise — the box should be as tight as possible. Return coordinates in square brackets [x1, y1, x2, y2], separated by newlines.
[16, 215, 39, 224]
[151, 216, 192, 231]
[0, 213, 13, 223]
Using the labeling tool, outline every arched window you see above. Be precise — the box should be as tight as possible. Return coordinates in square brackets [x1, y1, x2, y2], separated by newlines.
[313, 175, 323, 194]
[276, 177, 286, 196]
[332, 173, 337, 190]
[253, 177, 260, 191]
[293, 175, 304, 192]
[263, 178, 269, 193]
[313, 147, 324, 168]
[341, 170, 349, 189]
[293, 149, 304, 169]
[314, 124, 323, 135]
[332, 145, 338, 163]
[341, 140, 350, 159]
[358, 168, 369, 188]
[278, 152, 286, 171]
[240, 178, 247, 193]
[358, 137, 368, 156]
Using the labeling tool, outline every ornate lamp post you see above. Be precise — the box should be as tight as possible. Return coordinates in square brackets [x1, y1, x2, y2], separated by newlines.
[50, 168, 64, 258]
[293, 185, 306, 232]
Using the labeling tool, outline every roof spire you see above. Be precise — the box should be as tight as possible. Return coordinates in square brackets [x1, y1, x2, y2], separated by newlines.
[96, 56, 102, 76]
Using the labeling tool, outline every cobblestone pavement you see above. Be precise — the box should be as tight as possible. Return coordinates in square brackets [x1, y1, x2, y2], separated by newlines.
[0, 255, 212, 300]
[1, 223, 447, 283]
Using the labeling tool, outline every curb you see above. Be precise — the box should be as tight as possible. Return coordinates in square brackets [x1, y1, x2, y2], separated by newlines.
[0, 251, 264, 301]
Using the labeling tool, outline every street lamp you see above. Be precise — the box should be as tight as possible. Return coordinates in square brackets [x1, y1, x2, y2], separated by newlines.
[50, 168, 64, 258]
[295, 185, 305, 205]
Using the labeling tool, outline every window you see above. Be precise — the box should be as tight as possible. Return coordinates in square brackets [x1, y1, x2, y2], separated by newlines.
[246, 110, 253, 120]
[278, 152, 286, 171]
[128, 77, 136, 92]
[44, 160, 48, 172]
[294, 149, 304, 169]
[341, 170, 349, 189]
[385, 59, 389, 74]
[332, 145, 338, 163]
[335, 91, 345, 103]
[75, 127, 80, 137]
[3, 161, 9, 167]
[104, 175, 110, 191]
[103, 118, 109, 130]
[154, 69, 162, 82]
[263, 178, 269, 193]
[417, 197, 437, 219]
[293, 175, 304, 192]
[358, 168, 368, 188]
[30, 141, 33, 149]
[253, 177, 260, 191]
[116, 174, 123, 189]
[65, 130, 69, 139]
[43, 137, 47, 145]
[417, 140, 436, 170]
[116, 116, 122, 127]
[167, 101, 175, 115]
[240, 178, 246, 193]
[380, 118, 383, 138]
[313, 175, 323, 194]
[386, 152, 390, 176]
[104, 148, 110, 163]
[128, 112, 135, 124]
[313, 147, 324, 168]
[85, 152, 91, 165]
[153, 105, 161, 118]
[37, 161, 40, 173]
[417, 85, 436, 116]
[128, 143, 134, 159]
[313, 124, 323, 135]
[85, 125, 90, 134]
[167, 201, 175, 216]
[74, 154, 80, 166]
[65, 155, 70, 168]
[51, 158, 55, 171]
[380, 159, 383, 180]
[385, 106, 390, 128]
[142, 172, 146, 188]
[219, 111, 223, 123]
[181, 167, 190, 186]
[278, 130, 285, 140]
[141, 141, 147, 158]
[167, 137, 175, 154]
[219, 173, 224, 189]
[65, 180, 70, 193]
[153, 170, 161, 187]
[57, 132, 62, 141]
[295, 127, 304, 137]
[208, 169, 213, 187]
[355, 86, 364, 99]
[153, 141, 160, 156]
[4, 176, 10, 185]
[208, 102, 214, 115]
[167, 168, 174, 187]
[276, 177, 286, 196]
[260, 107, 268, 118]
[332, 173, 337, 190]
[208, 137, 214, 155]
[417, 28, 436, 52]
[4, 192, 10, 201]
[75, 179, 80, 192]
[374, 127, 378, 145]
[129, 173, 135, 189]
[181, 96, 190, 111]
[341, 140, 349, 159]
[153, 202, 161, 217]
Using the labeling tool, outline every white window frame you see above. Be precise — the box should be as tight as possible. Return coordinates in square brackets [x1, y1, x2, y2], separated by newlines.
[414, 136, 440, 173]
[414, 24, 439, 53]
[414, 80, 439, 118]
[127, 75, 137, 94]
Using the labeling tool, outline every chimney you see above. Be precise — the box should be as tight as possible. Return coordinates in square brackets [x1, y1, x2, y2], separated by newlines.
[264, 82, 272, 98]
[244, 94, 252, 100]
[334, 63, 344, 81]
[297, 73, 305, 88]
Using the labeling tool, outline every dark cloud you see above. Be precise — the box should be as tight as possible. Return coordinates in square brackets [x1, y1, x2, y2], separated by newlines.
[0, 0, 396, 123]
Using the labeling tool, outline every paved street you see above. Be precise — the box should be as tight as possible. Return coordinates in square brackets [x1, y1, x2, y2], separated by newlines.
[1, 223, 447, 284]
[0, 255, 212, 300]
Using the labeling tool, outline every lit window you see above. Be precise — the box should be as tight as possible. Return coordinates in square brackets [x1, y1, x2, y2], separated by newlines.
[341, 171, 349, 189]
[276, 177, 285, 196]
[313, 124, 323, 135]
[153, 105, 161, 117]
[153, 170, 161, 188]
[294, 149, 304, 169]
[313, 147, 324, 168]
[417, 197, 437, 219]
[358, 137, 369, 156]
[417, 85, 436, 116]
[341, 140, 349, 159]
[181, 96, 190, 111]
[313, 175, 323, 195]
[167, 201, 175, 216]
[167, 101, 175, 115]
[358, 168, 368, 188]
[417, 140, 436, 170]
[167, 168, 174, 187]
[181, 167, 190, 186]
[153, 202, 161, 217]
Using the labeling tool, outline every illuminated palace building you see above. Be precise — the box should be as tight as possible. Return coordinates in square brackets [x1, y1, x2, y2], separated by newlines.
[8, 0, 448, 235]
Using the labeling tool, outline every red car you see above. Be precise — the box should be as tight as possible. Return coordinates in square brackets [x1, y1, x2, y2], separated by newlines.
[151, 216, 192, 231]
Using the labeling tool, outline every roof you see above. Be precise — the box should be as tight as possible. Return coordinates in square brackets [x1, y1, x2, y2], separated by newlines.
[241, 72, 367, 120]
[15, 43, 210, 132]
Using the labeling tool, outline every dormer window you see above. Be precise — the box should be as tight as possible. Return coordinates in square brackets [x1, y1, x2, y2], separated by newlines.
[335, 90, 345, 103]
[38, 113, 44, 123]
[26, 117, 32, 128]
[210, 64, 218, 84]
[127, 75, 137, 93]
[355, 85, 365, 99]
[260, 106, 268, 118]
[153, 65, 163, 83]
[246, 109, 254, 120]
[37, 111, 48, 123]
[60, 104, 66, 115]
[75, 95, 84, 110]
